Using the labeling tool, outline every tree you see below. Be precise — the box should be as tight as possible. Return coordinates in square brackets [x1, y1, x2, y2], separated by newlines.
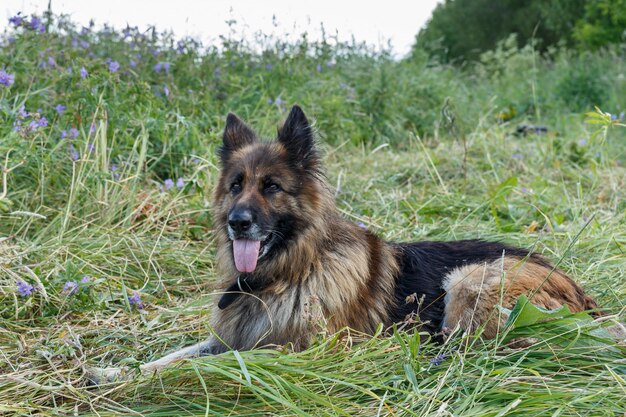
[413, 0, 589, 62]
[574, 0, 626, 48]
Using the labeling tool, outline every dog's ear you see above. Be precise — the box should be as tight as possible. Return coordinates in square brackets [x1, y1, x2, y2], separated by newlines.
[218, 113, 256, 162]
[277, 105, 317, 166]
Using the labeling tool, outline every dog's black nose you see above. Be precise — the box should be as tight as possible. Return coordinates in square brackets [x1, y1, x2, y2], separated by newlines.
[228, 208, 253, 233]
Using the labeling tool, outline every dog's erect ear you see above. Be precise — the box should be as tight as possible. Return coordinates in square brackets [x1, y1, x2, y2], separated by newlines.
[277, 105, 317, 165]
[218, 113, 256, 162]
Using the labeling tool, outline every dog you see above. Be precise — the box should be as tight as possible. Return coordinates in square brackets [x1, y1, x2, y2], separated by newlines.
[90, 105, 601, 381]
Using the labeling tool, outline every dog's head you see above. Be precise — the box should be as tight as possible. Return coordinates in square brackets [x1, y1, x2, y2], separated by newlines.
[213, 105, 326, 274]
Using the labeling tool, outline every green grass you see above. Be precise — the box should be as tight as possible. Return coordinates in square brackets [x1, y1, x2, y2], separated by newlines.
[0, 11, 625, 416]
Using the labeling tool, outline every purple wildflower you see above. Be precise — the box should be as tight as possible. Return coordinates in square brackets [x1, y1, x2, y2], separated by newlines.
[316, 63, 322, 73]
[154, 62, 170, 73]
[164, 178, 174, 190]
[36, 117, 48, 128]
[89, 123, 96, 134]
[80, 66, 88, 78]
[17, 106, 28, 119]
[265, 63, 273, 70]
[610, 114, 617, 121]
[163, 85, 170, 97]
[357, 222, 367, 229]
[17, 280, 35, 297]
[86, 143, 95, 153]
[267, 98, 273, 105]
[60, 130, 67, 139]
[69, 127, 79, 138]
[80, 40, 89, 49]
[578, 139, 587, 146]
[130, 59, 137, 68]
[512, 153, 523, 160]
[63, 281, 79, 295]
[47, 56, 56, 67]
[55, 104, 66, 114]
[81, 275, 91, 283]
[111, 164, 120, 179]
[430, 353, 447, 366]
[275, 97, 283, 106]
[619, 112, 625, 120]
[0, 69, 15, 87]
[108, 60, 120, 73]
[9, 14, 24, 27]
[128, 291, 144, 309]
[29, 16, 45, 33]
[69, 143, 79, 161]
[176, 178, 185, 190]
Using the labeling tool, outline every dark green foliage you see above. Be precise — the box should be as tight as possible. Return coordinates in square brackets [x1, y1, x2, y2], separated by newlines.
[414, 0, 624, 62]
[574, 0, 626, 48]
[556, 56, 611, 111]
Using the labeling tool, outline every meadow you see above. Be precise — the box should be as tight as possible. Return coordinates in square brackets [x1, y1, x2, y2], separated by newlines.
[0, 12, 625, 416]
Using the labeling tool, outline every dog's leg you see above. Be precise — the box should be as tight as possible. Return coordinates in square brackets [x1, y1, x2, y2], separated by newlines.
[87, 337, 222, 384]
[139, 337, 220, 373]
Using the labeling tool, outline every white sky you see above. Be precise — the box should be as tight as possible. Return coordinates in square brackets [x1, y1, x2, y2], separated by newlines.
[2, 0, 440, 57]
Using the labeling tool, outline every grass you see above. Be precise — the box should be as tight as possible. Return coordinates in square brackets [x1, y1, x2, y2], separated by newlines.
[1, 11, 625, 417]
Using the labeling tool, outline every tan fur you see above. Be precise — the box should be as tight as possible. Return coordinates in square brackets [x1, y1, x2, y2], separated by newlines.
[442, 256, 598, 338]
[208, 142, 400, 351]
[216, 205, 393, 344]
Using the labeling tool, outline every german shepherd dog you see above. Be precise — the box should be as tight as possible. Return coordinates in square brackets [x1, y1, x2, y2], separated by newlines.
[92, 105, 601, 380]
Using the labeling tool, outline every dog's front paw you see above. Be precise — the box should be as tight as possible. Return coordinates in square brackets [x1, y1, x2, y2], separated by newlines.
[86, 366, 135, 385]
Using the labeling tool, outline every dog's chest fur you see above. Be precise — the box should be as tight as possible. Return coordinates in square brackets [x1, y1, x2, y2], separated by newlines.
[211, 222, 400, 351]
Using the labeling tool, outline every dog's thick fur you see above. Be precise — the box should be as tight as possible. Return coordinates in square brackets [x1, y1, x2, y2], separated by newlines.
[92, 106, 601, 379]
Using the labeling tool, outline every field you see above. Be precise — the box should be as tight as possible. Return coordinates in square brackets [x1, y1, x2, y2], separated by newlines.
[1, 13, 625, 416]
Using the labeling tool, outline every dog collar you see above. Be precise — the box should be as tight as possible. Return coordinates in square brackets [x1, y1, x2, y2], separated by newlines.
[217, 275, 267, 309]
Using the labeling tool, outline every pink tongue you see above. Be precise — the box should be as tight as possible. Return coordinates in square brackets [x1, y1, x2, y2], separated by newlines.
[232, 240, 261, 273]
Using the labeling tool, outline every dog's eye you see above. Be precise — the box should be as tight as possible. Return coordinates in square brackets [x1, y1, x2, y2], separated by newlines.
[230, 182, 242, 194]
[265, 183, 281, 193]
